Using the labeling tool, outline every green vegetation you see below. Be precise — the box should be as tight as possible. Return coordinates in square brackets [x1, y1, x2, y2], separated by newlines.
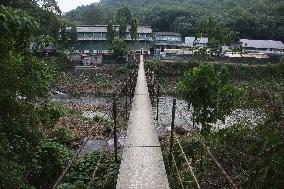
[0, 4, 64, 188]
[1, 0, 283, 188]
[65, 0, 284, 41]
[58, 151, 120, 189]
[0, 2, 121, 188]
[164, 100, 283, 188]
[177, 65, 239, 135]
[106, 7, 139, 63]
[145, 58, 284, 188]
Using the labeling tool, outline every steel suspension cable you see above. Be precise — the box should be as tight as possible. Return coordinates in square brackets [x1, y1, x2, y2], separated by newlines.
[153, 75, 238, 189]
[156, 100, 201, 189]
[172, 152, 185, 189]
[87, 73, 136, 189]
[176, 137, 201, 189]
[52, 87, 125, 189]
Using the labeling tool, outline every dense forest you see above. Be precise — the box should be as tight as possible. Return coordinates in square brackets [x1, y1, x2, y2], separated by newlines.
[0, 0, 284, 188]
[0, 1, 120, 188]
[65, 0, 284, 41]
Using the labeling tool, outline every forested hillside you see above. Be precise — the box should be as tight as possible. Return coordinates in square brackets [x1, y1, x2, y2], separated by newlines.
[65, 0, 284, 41]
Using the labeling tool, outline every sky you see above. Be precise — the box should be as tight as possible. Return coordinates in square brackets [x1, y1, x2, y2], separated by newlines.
[57, 0, 99, 13]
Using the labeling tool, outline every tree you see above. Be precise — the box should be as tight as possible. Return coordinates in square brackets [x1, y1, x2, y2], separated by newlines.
[69, 25, 78, 45]
[106, 20, 115, 51]
[80, 3, 104, 25]
[130, 17, 138, 41]
[130, 17, 138, 52]
[1, 0, 62, 39]
[59, 24, 78, 49]
[0, 5, 62, 188]
[1, 0, 61, 15]
[177, 64, 239, 136]
[173, 16, 196, 36]
[118, 16, 127, 39]
[116, 6, 132, 24]
[111, 36, 128, 63]
[35, 35, 55, 54]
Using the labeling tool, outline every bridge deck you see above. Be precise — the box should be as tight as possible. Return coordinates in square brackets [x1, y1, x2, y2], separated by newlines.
[116, 56, 170, 189]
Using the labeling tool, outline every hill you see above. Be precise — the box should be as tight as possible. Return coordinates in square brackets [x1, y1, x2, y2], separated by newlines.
[64, 0, 284, 41]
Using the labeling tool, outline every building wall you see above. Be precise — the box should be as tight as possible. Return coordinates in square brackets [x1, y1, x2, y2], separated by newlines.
[74, 40, 151, 52]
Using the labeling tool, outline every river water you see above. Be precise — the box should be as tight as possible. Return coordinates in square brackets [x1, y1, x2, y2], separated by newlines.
[153, 96, 266, 133]
[50, 92, 265, 154]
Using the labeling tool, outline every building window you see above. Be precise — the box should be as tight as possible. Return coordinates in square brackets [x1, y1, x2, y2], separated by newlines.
[85, 32, 93, 37]
[93, 32, 102, 37]
[139, 33, 146, 38]
[78, 33, 84, 37]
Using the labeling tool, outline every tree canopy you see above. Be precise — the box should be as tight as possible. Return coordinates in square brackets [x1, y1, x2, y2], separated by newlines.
[177, 64, 239, 135]
[0, 4, 63, 188]
[64, 0, 284, 41]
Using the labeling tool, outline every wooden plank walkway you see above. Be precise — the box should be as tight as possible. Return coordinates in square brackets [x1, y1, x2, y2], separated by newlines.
[116, 55, 170, 189]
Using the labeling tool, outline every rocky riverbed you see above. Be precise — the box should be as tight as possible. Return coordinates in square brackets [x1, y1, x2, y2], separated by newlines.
[50, 92, 128, 155]
[50, 92, 266, 155]
[153, 96, 266, 135]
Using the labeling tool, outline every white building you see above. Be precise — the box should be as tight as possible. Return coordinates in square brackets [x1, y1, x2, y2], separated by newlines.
[185, 37, 208, 48]
[240, 39, 284, 54]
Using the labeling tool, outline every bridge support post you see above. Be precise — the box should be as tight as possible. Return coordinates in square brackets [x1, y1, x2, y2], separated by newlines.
[125, 82, 128, 120]
[113, 94, 118, 162]
[151, 72, 155, 104]
[129, 72, 133, 105]
[156, 84, 160, 120]
[168, 98, 176, 168]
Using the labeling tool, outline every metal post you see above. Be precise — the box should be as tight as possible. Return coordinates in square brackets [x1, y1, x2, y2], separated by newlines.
[156, 84, 160, 120]
[152, 72, 155, 104]
[125, 82, 128, 120]
[130, 73, 133, 105]
[113, 94, 118, 162]
[168, 98, 176, 168]
[151, 71, 155, 84]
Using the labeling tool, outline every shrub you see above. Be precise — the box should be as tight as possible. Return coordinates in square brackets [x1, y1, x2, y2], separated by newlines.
[39, 103, 65, 128]
[60, 150, 120, 189]
[55, 128, 75, 144]
[30, 142, 73, 188]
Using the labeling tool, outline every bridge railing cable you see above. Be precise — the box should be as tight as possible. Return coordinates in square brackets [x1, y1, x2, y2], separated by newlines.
[171, 152, 185, 189]
[150, 72, 238, 189]
[87, 71, 137, 188]
[52, 106, 114, 189]
[157, 103, 201, 189]
[52, 67, 138, 189]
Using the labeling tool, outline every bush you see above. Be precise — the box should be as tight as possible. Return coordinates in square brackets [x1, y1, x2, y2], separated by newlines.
[39, 103, 65, 128]
[0, 140, 34, 189]
[164, 104, 284, 188]
[60, 150, 120, 189]
[146, 59, 284, 81]
[55, 128, 75, 144]
[30, 142, 73, 188]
